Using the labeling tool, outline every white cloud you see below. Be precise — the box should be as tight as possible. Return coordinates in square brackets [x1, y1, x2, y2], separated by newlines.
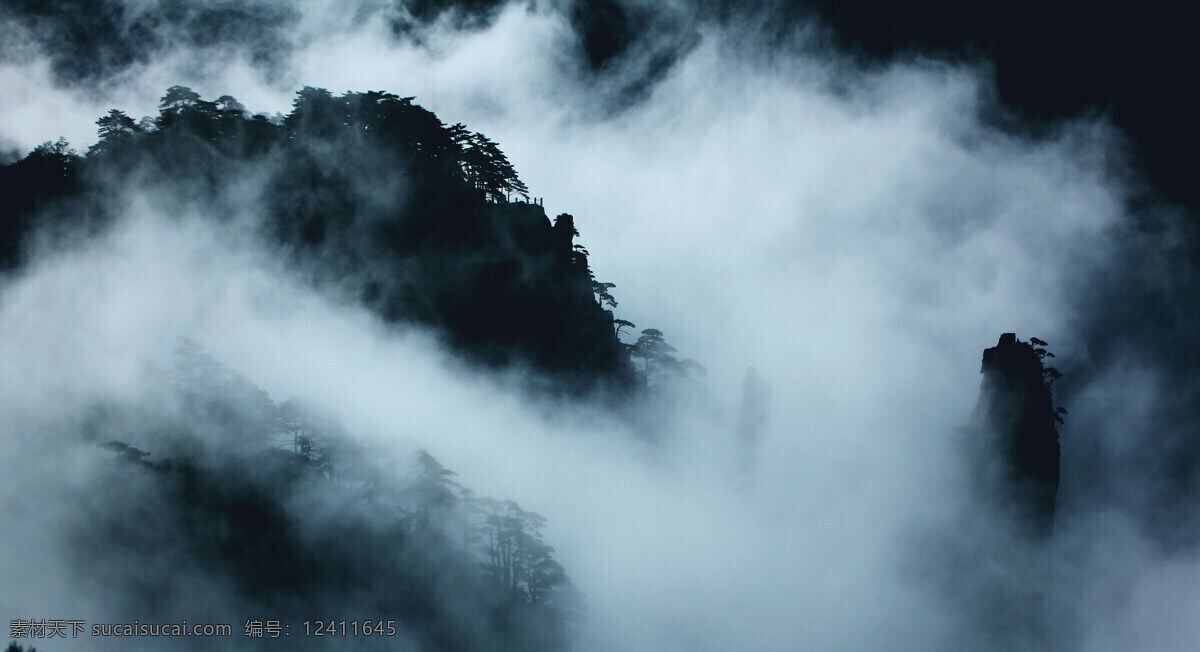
[1, 2, 1193, 650]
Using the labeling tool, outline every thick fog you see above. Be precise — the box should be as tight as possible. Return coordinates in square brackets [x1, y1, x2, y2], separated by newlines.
[2, 2, 1198, 650]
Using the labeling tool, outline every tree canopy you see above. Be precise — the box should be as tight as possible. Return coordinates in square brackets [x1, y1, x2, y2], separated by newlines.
[0, 86, 671, 396]
[82, 340, 579, 650]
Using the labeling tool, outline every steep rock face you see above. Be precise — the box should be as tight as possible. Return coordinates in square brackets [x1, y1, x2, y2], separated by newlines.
[922, 334, 1066, 648]
[968, 333, 1061, 537]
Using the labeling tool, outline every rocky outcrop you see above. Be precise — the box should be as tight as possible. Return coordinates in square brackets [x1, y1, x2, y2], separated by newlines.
[968, 333, 1062, 537]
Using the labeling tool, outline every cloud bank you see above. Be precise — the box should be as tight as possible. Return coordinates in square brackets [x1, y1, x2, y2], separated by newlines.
[2, 2, 1197, 650]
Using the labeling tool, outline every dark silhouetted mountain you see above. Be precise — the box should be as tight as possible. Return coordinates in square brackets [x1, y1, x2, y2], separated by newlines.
[965, 333, 1063, 538]
[910, 334, 1068, 649]
[74, 341, 580, 651]
[0, 87, 639, 397]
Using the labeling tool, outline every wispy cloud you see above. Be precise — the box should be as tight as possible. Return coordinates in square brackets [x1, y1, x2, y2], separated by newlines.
[1, 2, 1197, 650]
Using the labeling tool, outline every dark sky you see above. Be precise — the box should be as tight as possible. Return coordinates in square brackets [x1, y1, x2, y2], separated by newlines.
[2, 0, 1193, 210]
[801, 0, 1197, 210]
[567, 0, 1198, 211]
